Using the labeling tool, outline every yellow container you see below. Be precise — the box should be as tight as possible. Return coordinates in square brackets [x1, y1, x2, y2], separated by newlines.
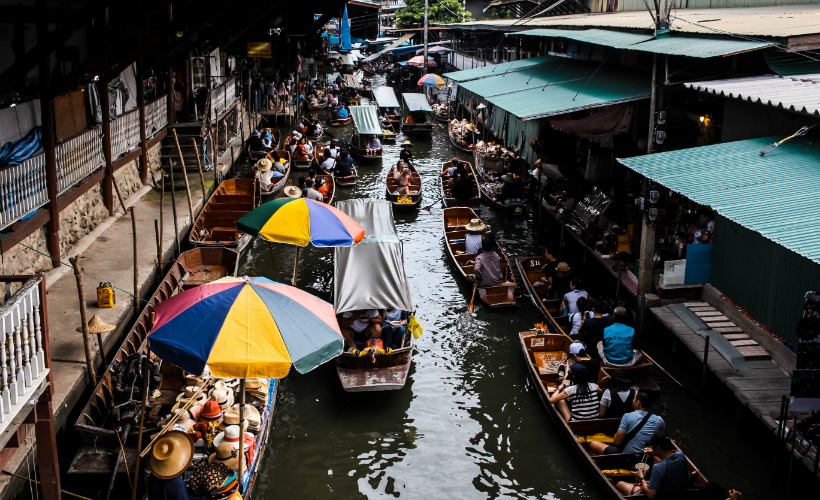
[97, 283, 116, 308]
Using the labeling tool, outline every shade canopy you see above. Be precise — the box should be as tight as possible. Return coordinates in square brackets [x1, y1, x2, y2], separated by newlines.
[373, 86, 401, 108]
[402, 93, 433, 112]
[364, 34, 414, 62]
[342, 74, 360, 87]
[334, 200, 414, 314]
[148, 277, 344, 378]
[349, 105, 383, 135]
[416, 46, 450, 55]
[405, 55, 437, 67]
[418, 74, 446, 87]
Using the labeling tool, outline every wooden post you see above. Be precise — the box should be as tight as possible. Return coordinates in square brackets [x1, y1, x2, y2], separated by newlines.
[159, 175, 165, 262]
[192, 139, 206, 198]
[154, 219, 162, 278]
[130, 355, 150, 500]
[292, 247, 301, 286]
[209, 130, 219, 187]
[700, 335, 710, 398]
[171, 129, 195, 224]
[131, 207, 139, 319]
[168, 162, 181, 256]
[100, 10, 114, 215]
[137, 55, 150, 185]
[167, 67, 175, 126]
[35, 396, 62, 500]
[69, 255, 96, 383]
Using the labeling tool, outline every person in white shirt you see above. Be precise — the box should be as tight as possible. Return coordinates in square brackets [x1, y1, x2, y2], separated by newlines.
[256, 159, 274, 191]
[304, 179, 323, 202]
[562, 278, 589, 316]
[320, 151, 336, 173]
[366, 136, 381, 155]
[328, 141, 339, 158]
[340, 309, 383, 350]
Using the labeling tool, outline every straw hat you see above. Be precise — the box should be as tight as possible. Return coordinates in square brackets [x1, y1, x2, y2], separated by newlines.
[283, 186, 302, 198]
[465, 124, 476, 132]
[208, 443, 246, 472]
[209, 388, 234, 410]
[465, 219, 485, 232]
[244, 378, 269, 390]
[229, 404, 261, 429]
[218, 409, 249, 432]
[149, 431, 194, 479]
[199, 400, 224, 422]
[76, 314, 116, 334]
[209, 379, 229, 393]
[213, 425, 253, 449]
[175, 386, 207, 404]
[401, 140, 413, 147]
[257, 159, 272, 171]
[219, 378, 240, 389]
[184, 374, 209, 388]
[556, 262, 571, 272]
[172, 408, 196, 431]
[501, 173, 519, 183]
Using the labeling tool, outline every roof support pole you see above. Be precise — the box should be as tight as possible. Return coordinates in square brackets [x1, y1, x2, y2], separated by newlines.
[636, 53, 657, 339]
[137, 53, 150, 185]
[423, 0, 429, 75]
[99, 8, 115, 216]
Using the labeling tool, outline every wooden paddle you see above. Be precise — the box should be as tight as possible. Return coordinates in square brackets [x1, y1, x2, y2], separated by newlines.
[467, 283, 478, 313]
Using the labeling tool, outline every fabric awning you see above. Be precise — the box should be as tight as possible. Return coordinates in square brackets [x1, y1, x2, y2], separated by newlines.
[373, 86, 401, 108]
[343, 74, 360, 88]
[348, 105, 383, 135]
[684, 74, 820, 117]
[402, 93, 433, 112]
[341, 55, 357, 66]
[334, 200, 414, 314]
[550, 104, 632, 138]
[363, 34, 414, 62]
[617, 136, 820, 264]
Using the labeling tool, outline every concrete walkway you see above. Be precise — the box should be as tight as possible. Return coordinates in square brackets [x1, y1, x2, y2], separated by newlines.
[0, 117, 250, 499]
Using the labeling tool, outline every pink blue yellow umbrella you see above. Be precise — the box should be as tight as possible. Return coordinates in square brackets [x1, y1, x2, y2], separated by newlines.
[418, 73, 446, 87]
[406, 55, 437, 67]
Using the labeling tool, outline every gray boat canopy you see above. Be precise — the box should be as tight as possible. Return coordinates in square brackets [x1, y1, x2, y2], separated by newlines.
[334, 200, 414, 314]
[402, 93, 433, 112]
[373, 86, 401, 108]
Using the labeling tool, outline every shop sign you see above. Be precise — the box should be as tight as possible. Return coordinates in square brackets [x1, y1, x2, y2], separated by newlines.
[247, 42, 271, 59]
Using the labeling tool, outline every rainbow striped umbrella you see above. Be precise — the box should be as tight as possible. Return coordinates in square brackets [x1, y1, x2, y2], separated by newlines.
[406, 55, 437, 67]
[418, 73, 446, 87]
[148, 277, 343, 378]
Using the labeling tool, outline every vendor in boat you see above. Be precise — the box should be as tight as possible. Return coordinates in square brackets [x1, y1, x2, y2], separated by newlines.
[496, 173, 524, 204]
[256, 159, 282, 191]
[399, 140, 414, 163]
[462, 123, 475, 145]
[589, 388, 665, 456]
[615, 432, 695, 498]
[473, 238, 503, 288]
[455, 219, 484, 256]
[599, 307, 643, 367]
[248, 130, 265, 153]
[334, 151, 354, 178]
[548, 363, 600, 421]
[340, 309, 384, 351]
[598, 370, 635, 420]
[147, 430, 205, 500]
[381, 308, 408, 351]
[262, 128, 274, 150]
[365, 135, 381, 155]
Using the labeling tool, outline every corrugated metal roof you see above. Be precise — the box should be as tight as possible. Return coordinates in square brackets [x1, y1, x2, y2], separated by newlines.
[684, 74, 820, 117]
[373, 86, 401, 108]
[402, 93, 433, 111]
[447, 5, 820, 38]
[765, 50, 820, 77]
[617, 136, 820, 264]
[443, 55, 555, 82]
[513, 28, 653, 49]
[459, 56, 597, 98]
[348, 105, 383, 135]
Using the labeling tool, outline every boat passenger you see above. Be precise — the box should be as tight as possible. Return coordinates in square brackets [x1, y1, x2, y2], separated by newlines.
[569, 297, 593, 336]
[563, 278, 589, 317]
[578, 299, 613, 359]
[455, 219, 484, 256]
[560, 341, 601, 385]
[538, 246, 560, 299]
[553, 262, 572, 299]
[588, 388, 665, 456]
[548, 363, 600, 421]
[320, 149, 336, 173]
[315, 177, 329, 198]
[146, 431, 205, 500]
[496, 173, 524, 204]
[473, 238, 503, 288]
[248, 130, 264, 153]
[328, 140, 339, 158]
[302, 137, 313, 156]
[462, 124, 475, 145]
[598, 370, 636, 420]
[451, 169, 474, 202]
[334, 152, 353, 178]
[393, 165, 416, 195]
[340, 309, 384, 350]
[287, 138, 298, 155]
[304, 179, 323, 202]
[331, 106, 344, 120]
[339, 106, 349, 118]
[295, 139, 311, 162]
[616, 432, 693, 498]
[399, 140, 414, 163]
[599, 307, 643, 367]
[256, 159, 275, 191]
[381, 308, 408, 350]
[366, 135, 381, 154]
[262, 129, 274, 150]
[442, 158, 460, 178]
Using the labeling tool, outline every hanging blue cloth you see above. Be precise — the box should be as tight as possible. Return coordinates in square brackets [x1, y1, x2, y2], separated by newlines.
[340, 5, 351, 52]
[0, 127, 44, 166]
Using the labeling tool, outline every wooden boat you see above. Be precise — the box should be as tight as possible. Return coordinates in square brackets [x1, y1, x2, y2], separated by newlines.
[316, 173, 336, 205]
[254, 151, 291, 196]
[314, 144, 328, 163]
[449, 121, 475, 153]
[519, 331, 705, 499]
[343, 96, 362, 106]
[515, 256, 570, 334]
[401, 116, 433, 135]
[292, 148, 313, 170]
[335, 164, 358, 187]
[385, 113, 401, 128]
[336, 332, 414, 391]
[308, 102, 328, 112]
[188, 178, 260, 252]
[329, 116, 353, 127]
[351, 144, 383, 162]
[440, 161, 480, 208]
[381, 121, 397, 142]
[386, 164, 422, 209]
[178, 248, 239, 290]
[443, 207, 517, 307]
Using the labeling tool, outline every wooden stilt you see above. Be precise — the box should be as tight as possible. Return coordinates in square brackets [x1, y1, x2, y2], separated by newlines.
[69, 255, 96, 383]
[154, 220, 162, 278]
[131, 355, 150, 500]
[171, 129, 195, 224]
[131, 207, 138, 319]
[192, 138, 206, 198]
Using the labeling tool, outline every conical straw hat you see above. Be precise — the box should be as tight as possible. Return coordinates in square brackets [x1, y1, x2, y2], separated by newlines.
[149, 431, 194, 479]
[76, 314, 116, 334]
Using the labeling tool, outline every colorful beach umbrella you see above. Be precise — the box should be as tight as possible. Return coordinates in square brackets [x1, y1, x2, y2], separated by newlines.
[148, 277, 344, 379]
[418, 73, 446, 87]
[406, 55, 437, 67]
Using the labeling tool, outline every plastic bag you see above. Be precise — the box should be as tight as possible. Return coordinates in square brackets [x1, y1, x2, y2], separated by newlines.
[407, 315, 424, 339]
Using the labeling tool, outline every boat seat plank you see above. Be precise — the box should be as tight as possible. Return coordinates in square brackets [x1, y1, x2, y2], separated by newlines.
[729, 339, 759, 347]
[723, 334, 750, 340]
[705, 321, 736, 328]
[736, 346, 770, 359]
[714, 327, 744, 333]
[694, 311, 724, 317]
[688, 307, 717, 312]
[683, 302, 710, 307]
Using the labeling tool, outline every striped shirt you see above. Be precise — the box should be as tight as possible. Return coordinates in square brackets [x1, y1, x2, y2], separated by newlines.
[564, 382, 600, 420]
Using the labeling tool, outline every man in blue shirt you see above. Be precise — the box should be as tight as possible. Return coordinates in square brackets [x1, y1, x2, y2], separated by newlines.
[339, 106, 349, 118]
[589, 388, 665, 456]
[616, 432, 693, 498]
[599, 307, 643, 367]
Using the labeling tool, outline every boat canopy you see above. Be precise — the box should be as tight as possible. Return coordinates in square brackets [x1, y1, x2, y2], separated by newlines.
[342, 74, 360, 88]
[402, 93, 433, 112]
[363, 34, 414, 62]
[348, 105, 383, 136]
[373, 86, 401, 108]
[334, 200, 414, 314]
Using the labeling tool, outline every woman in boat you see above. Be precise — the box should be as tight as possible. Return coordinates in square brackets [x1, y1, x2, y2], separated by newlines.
[286, 137, 298, 155]
[393, 163, 415, 196]
[295, 138, 310, 162]
[315, 176, 329, 199]
[302, 137, 314, 156]
[399, 140, 414, 163]
[562, 341, 600, 384]
[381, 308, 408, 351]
[568, 296, 594, 336]
[262, 128, 273, 150]
[548, 363, 600, 422]
[334, 151, 354, 178]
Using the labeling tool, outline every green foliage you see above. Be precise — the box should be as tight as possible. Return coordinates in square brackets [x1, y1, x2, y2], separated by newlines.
[482, 5, 517, 20]
[396, 0, 474, 29]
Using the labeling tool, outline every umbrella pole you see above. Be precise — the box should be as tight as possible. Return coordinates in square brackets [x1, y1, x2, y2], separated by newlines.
[292, 247, 301, 286]
[238, 379, 246, 486]
[267, 241, 279, 282]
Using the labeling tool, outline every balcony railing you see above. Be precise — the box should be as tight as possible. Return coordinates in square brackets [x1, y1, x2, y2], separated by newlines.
[145, 94, 169, 138]
[0, 155, 49, 230]
[211, 78, 237, 121]
[111, 108, 142, 159]
[56, 128, 106, 195]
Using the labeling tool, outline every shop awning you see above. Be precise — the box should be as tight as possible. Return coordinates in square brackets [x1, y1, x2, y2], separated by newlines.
[511, 29, 773, 57]
[348, 105, 382, 135]
[402, 93, 433, 112]
[684, 74, 820, 117]
[443, 55, 554, 83]
[343, 74, 360, 87]
[618, 136, 820, 264]
[363, 34, 414, 62]
[373, 86, 401, 108]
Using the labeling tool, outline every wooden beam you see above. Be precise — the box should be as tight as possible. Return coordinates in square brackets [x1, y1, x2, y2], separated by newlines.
[0, 210, 50, 254]
[57, 169, 106, 213]
[38, 0, 61, 269]
[137, 55, 150, 185]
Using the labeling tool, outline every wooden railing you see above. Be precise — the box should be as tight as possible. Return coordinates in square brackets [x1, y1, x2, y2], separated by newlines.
[56, 128, 106, 195]
[0, 154, 49, 230]
[145, 94, 168, 137]
[211, 77, 237, 121]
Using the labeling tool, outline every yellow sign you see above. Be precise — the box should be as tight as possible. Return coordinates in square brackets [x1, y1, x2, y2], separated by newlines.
[247, 42, 271, 59]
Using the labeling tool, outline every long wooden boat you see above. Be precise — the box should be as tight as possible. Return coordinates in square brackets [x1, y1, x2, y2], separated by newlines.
[292, 147, 313, 170]
[402, 116, 433, 135]
[329, 116, 353, 127]
[178, 248, 239, 290]
[519, 331, 705, 499]
[515, 256, 570, 334]
[385, 113, 401, 128]
[382, 122, 397, 142]
[336, 333, 414, 391]
[308, 102, 328, 112]
[449, 122, 475, 153]
[351, 144, 383, 162]
[440, 161, 480, 208]
[254, 155, 291, 197]
[335, 164, 358, 187]
[343, 96, 362, 106]
[314, 144, 328, 164]
[188, 178, 260, 252]
[386, 164, 422, 209]
[443, 207, 517, 307]
[316, 173, 336, 205]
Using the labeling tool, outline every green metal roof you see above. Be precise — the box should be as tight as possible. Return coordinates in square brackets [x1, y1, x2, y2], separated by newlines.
[512, 29, 773, 58]
[765, 50, 820, 77]
[442, 55, 555, 82]
[618, 136, 820, 264]
[348, 105, 383, 135]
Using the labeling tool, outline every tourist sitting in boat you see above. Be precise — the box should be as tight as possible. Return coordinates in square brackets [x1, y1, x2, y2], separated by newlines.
[331, 106, 344, 120]
[400, 140, 414, 163]
[455, 219, 484, 256]
[286, 138, 297, 155]
[366, 135, 381, 154]
[616, 432, 692, 498]
[562, 278, 589, 316]
[473, 238, 503, 288]
[338, 106, 349, 118]
[599, 307, 644, 367]
[548, 363, 600, 421]
[304, 179, 323, 202]
[451, 168, 474, 202]
[262, 129, 274, 150]
[328, 94, 338, 107]
[392, 164, 416, 195]
[579, 299, 612, 358]
[569, 297, 594, 336]
[248, 130, 264, 153]
[315, 177, 329, 199]
[340, 309, 384, 350]
[598, 370, 635, 420]
[320, 149, 336, 173]
[328, 140, 339, 158]
[309, 94, 319, 106]
[553, 262, 572, 298]
[334, 152, 354, 178]
[295, 139, 311, 162]
[537, 246, 560, 299]
[588, 388, 665, 456]
[256, 159, 276, 191]
[301, 137, 313, 156]
[566, 341, 600, 380]
[381, 308, 408, 350]
[496, 173, 524, 204]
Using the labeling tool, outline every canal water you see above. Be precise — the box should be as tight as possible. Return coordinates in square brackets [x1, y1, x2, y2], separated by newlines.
[236, 90, 799, 499]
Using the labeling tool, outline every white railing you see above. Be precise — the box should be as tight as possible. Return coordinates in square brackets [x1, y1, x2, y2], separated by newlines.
[56, 128, 105, 195]
[111, 109, 141, 159]
[449, 52, 492, 71]
[0, 277, 48, 428]
[210, 77, 237, 121]
[145, 95, 168, 137]
[0, 154, 49, 230]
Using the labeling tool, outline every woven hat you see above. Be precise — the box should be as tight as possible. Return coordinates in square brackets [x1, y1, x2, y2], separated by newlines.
[184, 374, 209, 388]
[175, 386, 207, 404]
[218, 409, 249, 432]
[76, 314, 116, 334]
[209, 388, 234, 410]
[219, 378, 240, 389]
[229, 404, 261, 428]
[244, 378, 269, 390]
[208, 443, 246, 471]
[401, 140, 413, 147]
[213, 425, 253, 449]
[209, 379, 229, 393]
[283, 186, 302, 199]
[173, 408, 196, 431]
[199, 400, 224, 422]
[171, 400, 202, 415]
[258, 159, 272, 171]
[149, 431, 193, 479]
[556, 262, 571, 272]
[465, 219, 485, 232]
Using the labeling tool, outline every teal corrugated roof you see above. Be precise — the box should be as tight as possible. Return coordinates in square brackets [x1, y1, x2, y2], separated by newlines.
[373, 86, 401, 108]
[512, 29, 773, 58]
[618, 136, 820, 264]
[348, 105, 383, 135]
[442, 55, 555, 82]
[402, 93, 433, 112]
